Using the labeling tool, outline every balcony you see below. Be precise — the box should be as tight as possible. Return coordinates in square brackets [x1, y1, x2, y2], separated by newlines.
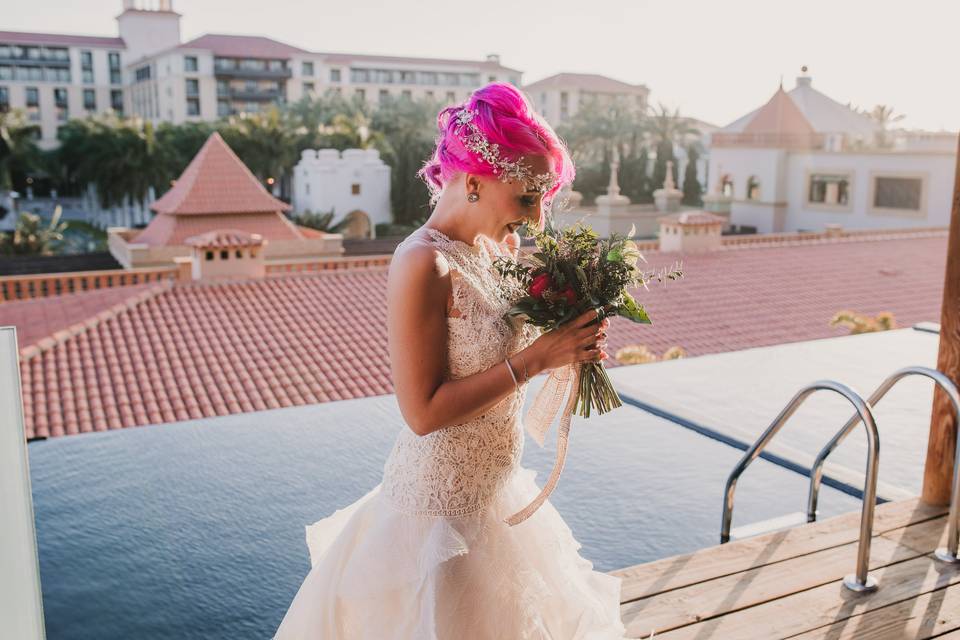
[214, 65, 291, 80]
[222, 87, 284, 101]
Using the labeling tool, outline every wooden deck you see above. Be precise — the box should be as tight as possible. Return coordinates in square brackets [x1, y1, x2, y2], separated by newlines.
[613, 497, 960, 639]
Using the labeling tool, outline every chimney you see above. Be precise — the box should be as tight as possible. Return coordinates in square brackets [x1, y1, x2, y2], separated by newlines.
[796, 65, 812, 88]
[184, 229, 266, 281]
[658, 211, 725, 253]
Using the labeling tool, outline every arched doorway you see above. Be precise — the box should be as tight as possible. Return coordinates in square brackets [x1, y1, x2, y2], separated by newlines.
[342, 210, 372, 239]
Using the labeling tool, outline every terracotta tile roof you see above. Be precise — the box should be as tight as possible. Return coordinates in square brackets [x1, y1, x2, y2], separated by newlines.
[0, 282, 162, 350]
[321, 52, 521, 74]
[178, 33, 309, 58]
[149, 132, 291, 216]
[743, 87, 816, 136]
[523, 72, 648, 93]
[0, 30, 124, 48]
[658, 211, 726, 226]
[11, 231, 946, 440]
[133, 212, 307, 246]
[185, 229, 264, 248]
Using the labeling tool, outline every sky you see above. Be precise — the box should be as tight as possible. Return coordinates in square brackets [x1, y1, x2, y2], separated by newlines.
[4, 0, 958, 132]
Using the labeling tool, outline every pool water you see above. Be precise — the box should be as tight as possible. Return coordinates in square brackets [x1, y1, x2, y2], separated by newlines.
[29, 390, 862, 640]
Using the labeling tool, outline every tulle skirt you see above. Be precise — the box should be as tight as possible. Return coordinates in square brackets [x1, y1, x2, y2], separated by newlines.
[273, 465, 628, 639]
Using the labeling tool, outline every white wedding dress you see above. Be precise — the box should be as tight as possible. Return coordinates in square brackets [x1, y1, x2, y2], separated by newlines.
[273, 226, 627, 639]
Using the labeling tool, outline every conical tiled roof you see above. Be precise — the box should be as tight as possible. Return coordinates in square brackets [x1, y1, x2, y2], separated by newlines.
[743, 87, 816, 136]
[150, 131, 291, 215]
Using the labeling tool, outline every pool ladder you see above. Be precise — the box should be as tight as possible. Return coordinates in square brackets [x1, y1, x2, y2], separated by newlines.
[719, 367, 960, 594]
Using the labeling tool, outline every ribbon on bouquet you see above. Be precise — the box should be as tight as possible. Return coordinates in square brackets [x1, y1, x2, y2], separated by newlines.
[504, 363, 582, 527]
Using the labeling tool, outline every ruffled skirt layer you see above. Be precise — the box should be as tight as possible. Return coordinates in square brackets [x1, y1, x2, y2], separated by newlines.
[273, 465, 627, 639]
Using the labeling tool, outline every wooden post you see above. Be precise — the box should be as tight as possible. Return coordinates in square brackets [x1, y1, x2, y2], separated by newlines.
[923, 133, 960, 505]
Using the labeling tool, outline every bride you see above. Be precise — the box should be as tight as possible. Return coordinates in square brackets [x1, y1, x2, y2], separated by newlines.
[274, 82, 627, 639]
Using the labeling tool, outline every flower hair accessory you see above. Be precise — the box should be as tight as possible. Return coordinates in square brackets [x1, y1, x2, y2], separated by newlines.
[453, 107, 559, 194]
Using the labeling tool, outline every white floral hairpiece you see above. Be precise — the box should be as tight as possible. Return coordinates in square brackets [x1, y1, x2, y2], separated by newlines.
[453, 107, 559, 194]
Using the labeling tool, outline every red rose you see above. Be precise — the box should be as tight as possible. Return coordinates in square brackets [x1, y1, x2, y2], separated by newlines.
[559, 286, 577, 306]
[529, 273, 553, 299]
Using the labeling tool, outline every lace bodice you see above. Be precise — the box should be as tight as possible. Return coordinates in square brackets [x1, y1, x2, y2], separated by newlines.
[382, 226, 540, 517]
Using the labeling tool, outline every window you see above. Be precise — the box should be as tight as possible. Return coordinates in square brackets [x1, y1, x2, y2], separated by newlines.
[186, 97, 200, 116]
[268, 60, 284, 72]
[445, 91, 455, 102]
[399, 70, 415, 84]
[205, 250, 214, 261]
[0, 86, 8, 112]
[81, 50, 93, 83]
[26, 86, 39, 107]
[185, 78, 199, 96]
[303, 82, 314, 95]
[746, 175, 760, 200]
[350, 68, 369, 83]
[0, 66, 10, 81]
[808, 173, 850, 207]
[330, 68, 341, 82]
[355, 88, 366, 100]
[351, 183, 361, 195]
[83, 88, 96, 110]
[135, 65, 151, 82]
[440, 72, 459, 85]
[871, 175, 924, 214]
[419, 71, 437, 85]
[302, 61, 314, 76]
[109, 51, 121, 84]
[560, 91, 569, 119]
[184, 55, 198, 72]
[378, 89, 389, 104]
[488, 75, 496, 82]
[110, 89, 123, 115]
[217, 99, 230, 117]
[53, 87, 68, 121]
[401, 89, 411, 100]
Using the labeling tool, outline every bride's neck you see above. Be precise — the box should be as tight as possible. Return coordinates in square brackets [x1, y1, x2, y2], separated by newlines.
[426, 199, 484, 247]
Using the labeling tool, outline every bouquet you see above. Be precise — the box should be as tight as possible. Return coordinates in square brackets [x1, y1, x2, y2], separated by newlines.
[493, 218, 684, 418]
[495, 218, 684, 526]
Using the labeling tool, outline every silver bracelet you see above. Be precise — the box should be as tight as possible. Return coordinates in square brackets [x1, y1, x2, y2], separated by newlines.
[504, 357, 519, 389]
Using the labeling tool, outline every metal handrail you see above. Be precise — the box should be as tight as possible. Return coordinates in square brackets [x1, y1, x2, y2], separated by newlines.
[720, 380, 880, 592]
[805, 366, 960, 564]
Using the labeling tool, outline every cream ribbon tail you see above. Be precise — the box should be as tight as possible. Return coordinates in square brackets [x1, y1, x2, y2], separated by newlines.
[504, 363, 580, 526]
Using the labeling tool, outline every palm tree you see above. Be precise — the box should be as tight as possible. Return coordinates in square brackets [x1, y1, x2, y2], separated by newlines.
[56, 114, 167, 210]
[0, 109, 41, 190]
[219, 106, 298, 196]
[0, 204, 68, 256]
[557, 96, 647, 202]
[868, 105, 906, 148]
[647, 103, 700, 192]
[370, 95, 437, 224]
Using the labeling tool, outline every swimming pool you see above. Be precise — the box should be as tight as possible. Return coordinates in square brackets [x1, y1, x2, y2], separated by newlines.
[29, 387, 863, 640]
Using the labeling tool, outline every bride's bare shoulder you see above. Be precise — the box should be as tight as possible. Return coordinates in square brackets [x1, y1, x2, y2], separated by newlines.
[388, 232, 451, 289]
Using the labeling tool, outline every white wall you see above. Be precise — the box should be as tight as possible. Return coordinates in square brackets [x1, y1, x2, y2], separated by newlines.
[785, 151, 955, 231]
[292, 148, 392, 232]
[0, 327, 45, 640]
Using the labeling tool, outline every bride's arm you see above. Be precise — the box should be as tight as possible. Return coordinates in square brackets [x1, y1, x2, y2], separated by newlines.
[386, 242, 546, 437]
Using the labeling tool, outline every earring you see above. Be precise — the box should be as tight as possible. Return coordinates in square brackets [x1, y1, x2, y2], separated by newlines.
[467, 192, 479, 203]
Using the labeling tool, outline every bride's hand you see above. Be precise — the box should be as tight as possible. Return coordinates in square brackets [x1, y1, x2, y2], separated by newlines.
[523, 307, 610, 375]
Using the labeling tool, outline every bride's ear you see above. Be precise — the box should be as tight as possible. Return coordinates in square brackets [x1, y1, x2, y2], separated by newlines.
[464, 173, 482, 199]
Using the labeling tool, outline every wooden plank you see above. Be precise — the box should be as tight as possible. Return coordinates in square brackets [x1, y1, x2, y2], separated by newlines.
[924, 131, 960, 505]
[646, 552, 960, 639]
[614, 497, 945, 604]
[620, 519, 945, 636]
[788, 584, 960, 639]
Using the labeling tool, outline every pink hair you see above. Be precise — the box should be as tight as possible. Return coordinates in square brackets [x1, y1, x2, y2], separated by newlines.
[418, 82, 575, 230]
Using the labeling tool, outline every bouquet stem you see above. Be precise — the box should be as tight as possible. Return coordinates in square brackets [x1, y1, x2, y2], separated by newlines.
[575, 361, 622, 418]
